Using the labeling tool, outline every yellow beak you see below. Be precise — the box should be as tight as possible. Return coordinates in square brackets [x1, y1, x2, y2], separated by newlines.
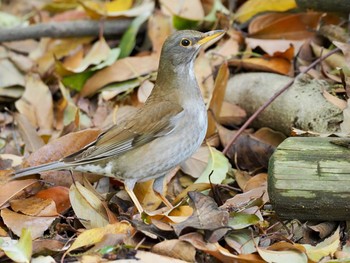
[197, 30, 226, 46]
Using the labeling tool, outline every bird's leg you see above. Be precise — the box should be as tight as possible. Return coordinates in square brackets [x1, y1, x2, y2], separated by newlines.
[124, 179, 144, 214]
[153, 175, 173, 209]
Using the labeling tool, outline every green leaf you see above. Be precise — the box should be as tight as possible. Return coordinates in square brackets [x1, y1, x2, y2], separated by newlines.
[0, 228, 32, 263]
[91, 48, 120, 71]
[225, 229, 259, 254]
[204, 0, 230, 22]
[195, 146, 230, 184]
[229, 212, 260, 229]
[119, 12, 151, 58]
[173, 15, 200, 30]
[62, 71, 95, 92]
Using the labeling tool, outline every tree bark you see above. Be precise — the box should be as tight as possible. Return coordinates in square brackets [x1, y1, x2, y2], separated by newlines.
[296, 0, 350, 13]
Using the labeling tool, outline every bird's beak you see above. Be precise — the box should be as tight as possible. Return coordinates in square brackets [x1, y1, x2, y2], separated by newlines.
[197, 30, 226, 47]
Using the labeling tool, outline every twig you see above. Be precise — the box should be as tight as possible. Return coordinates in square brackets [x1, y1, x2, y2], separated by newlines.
[222, 47, 341, 155]
[0, 19, 132, 42]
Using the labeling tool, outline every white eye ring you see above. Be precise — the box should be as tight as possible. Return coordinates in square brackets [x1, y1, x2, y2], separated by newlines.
[180, 38, 192, 47]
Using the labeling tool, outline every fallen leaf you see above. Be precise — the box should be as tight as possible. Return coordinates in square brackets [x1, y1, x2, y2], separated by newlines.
[119, 12, 152, 58]
[10, 197, 58, 217]
[14, 113, 44, 154]
[134, 180, 162, 212]
[181, 146, 210, 178]
[81, 54, 159, 97]
[194, 53, 214, 104]
[23, 128, 101, 168]
[172, 192, 229, 241]
[257, 242, 307, 263]
[322, 90, 347, 110]
[235, 0, 296, 23]
[302, 227, 340, 262]
[225, 229, 259, 254]
[195, 146, 230, 184]
[148, 10, 173, 54]
[219, 101, 247, 126]
[61, 37, 111, 73]
[228, 56, 292, 75]
[180, 232, 265, 263]
[0, 59, 25, 89]
[34, 186, 70, 214]
[67, 222, 133, 253]
[81, 0, 154, 18]
[160, 0, 205, 21]
[207, 62, 229, 138]
[151, 239, 196, 262]
[15, 74, 54, 135]
[0, 228, 32, 263]
[69, 182, 109, 229]
[1, 208, 56, 239]
[0, 179, 40, 208]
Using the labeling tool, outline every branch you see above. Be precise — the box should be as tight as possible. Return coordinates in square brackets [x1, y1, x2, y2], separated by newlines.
[0, 20, 132, 42]
[222, 47, 341, 155]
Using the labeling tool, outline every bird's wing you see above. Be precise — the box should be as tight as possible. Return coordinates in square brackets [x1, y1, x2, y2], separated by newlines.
[63, 101, 184, 164]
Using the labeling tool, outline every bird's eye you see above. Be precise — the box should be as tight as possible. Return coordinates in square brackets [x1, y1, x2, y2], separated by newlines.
[180, 38, 192, 47]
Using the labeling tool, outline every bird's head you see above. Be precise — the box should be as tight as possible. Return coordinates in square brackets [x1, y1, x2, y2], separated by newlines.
[160, 30, 225, 67]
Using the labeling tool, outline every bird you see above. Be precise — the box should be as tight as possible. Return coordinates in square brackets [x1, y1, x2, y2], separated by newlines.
[11, 30, 225, 213]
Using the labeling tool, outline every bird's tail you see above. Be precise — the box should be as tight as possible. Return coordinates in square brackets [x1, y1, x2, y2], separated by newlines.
[12, 161, 67, 180]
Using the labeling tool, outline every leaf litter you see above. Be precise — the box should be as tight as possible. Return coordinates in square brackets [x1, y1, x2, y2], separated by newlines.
[0, 0, 349, 262]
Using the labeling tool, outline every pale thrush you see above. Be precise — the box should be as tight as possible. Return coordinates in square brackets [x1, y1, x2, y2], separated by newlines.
[12, 30, 225, 213]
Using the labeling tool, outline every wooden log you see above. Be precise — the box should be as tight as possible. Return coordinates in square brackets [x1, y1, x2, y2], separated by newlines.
[268, 137, 350, 220]
[296, 0, 350, 13]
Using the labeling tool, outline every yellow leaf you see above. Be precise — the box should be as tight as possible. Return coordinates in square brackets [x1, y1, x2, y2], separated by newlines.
[82, 0, 134, 19]
[235, 0, 297, 23]
[302, 227, 340, 262]
[67, 222, 132, 253]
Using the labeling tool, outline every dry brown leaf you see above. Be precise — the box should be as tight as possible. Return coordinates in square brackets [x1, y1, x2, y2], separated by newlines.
[219, 101, 246, 126]
[10, 197, 58, 217]
[181, 146, 210, 178]
[249, 12, 339, 40]
[15, 74, 54, 135]
[194, 53, 215, 103]
[0, 58, 25, 89]
[33, 239, 64, 255]
[135, 250, 189, 263]
[207, 62, 229, 138]
[151, 239, 196, 262]
[34, 186, 70, 214]
[172, 192, 229, 240]
[228, 56, 292, 75]
[59, 37, 111, 74]
[180, 232, 265, 263]
[220, 187, 269, 211]
[253, 127, 286, 147]
[69, 182, 109, 229]
[322, 90, 347, 110]
[148, 10, 173, 54]
[1, 208, 56, 239]
[14, 113, 44, 154]
[244, 173, 267, 192]
[81, 54, 159, 97]
[23, 128, 101, 168]
[0, 179, 40, 208]
[234, 170, 253, 191]
[160, 0, 204, 20]
[137, 80, 154, 103]
[134, 180, 162, 212]
[30, 38, 92, 75]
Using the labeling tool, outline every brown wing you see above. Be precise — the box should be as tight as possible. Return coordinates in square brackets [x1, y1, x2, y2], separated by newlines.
[63, 101, 184, 164]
